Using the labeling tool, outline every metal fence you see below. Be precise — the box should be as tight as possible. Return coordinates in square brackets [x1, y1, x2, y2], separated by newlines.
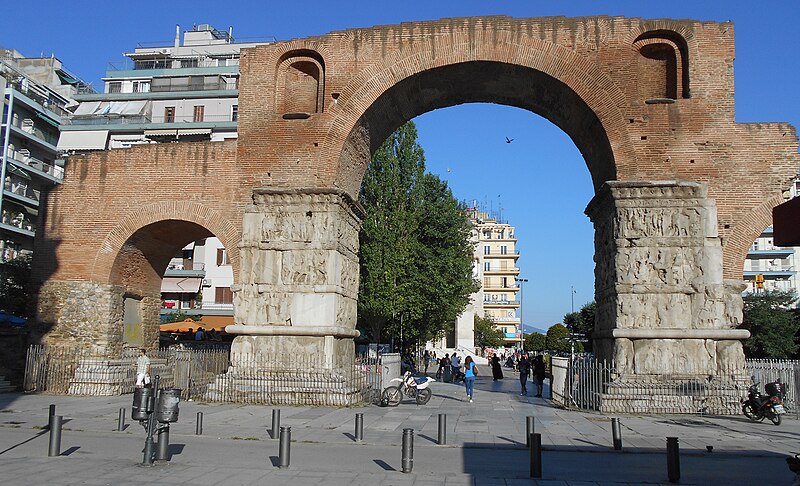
[23, 345, 386, 407]
[550, 356, 800, 417]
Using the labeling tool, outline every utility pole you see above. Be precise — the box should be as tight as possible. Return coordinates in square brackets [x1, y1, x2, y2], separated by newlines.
[516, 277, 528, 350]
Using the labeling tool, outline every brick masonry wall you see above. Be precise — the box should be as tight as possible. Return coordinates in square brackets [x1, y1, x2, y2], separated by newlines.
[34, 16, 799, 351]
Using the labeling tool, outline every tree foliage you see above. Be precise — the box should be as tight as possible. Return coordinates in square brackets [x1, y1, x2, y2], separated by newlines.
[358, 121, 478, 346]
[740, 290, 799, 358]
[524, 332, 547, 352]
[563, 301, 596, 352]
[546, 323, 584, 354]
[0, 255, 32, 318]
[474, 314, 504, 349]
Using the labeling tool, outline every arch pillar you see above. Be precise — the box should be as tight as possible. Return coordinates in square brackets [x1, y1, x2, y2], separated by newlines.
[586, 181, 749, 413]
[207, 188, 365, 405]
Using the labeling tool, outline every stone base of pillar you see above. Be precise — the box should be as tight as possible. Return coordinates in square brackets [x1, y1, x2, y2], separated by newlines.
[598, 375, 747, 415]
[204, 331, 365, 406]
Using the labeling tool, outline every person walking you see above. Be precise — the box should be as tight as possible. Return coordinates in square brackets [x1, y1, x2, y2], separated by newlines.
[463, 356, 478, 402]
[517, 353, 530, 396]
[451, 353, 461, 381]
[491, 353, 504, 380]
[423, 350, 431, 375]
[533, 355, 546, 397]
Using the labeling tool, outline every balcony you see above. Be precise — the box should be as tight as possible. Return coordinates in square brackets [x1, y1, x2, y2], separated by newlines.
[0, 210, 35, 236]
[7, 120, 59, 149]
[4, 179, 40, 205]
[747, 249, 794, 259]
[164, 262, 206, 278]
[484, 266, 520, 275]
[5, 149, 64, 182]
[744, 270, 795, 279]
[66, 115, 152, 126]
[483, 299, 520, 308]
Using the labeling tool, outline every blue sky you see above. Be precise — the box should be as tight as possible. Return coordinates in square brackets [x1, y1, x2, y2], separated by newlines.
[5, 1, 799, 329]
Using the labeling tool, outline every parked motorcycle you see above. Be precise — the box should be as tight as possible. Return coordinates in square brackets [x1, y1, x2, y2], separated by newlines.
[382, 371, 434, 406]
[742, 381, 787, 425]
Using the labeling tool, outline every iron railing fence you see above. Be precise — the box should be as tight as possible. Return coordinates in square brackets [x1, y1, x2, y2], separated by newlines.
[23, 345, 385, 407]
[550, 357, 799, 417]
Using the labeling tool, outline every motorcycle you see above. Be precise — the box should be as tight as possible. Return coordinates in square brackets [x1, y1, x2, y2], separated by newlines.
[742, 381, 787, 425]
[382, 371, 434, 406]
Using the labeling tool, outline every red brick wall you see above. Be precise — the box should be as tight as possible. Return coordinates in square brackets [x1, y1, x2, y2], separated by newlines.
[38, 16, 800, 292]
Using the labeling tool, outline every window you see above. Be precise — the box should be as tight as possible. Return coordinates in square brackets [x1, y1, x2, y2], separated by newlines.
[164, 106, 175, 123]
[132, 81, 150, 93]
[193, 105, 205, 122]
[500, 245, 508, 255]
[484, 246, 490, 255]
[215, 287, 233, 305]
[484, 262, 490, 271]
[231, 105, 238, 122]
[108, 82, 122, 93]
[216, 248, 229, 266]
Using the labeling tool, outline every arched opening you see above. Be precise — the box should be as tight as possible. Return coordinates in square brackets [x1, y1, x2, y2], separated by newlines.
[277, 50, 325, 115]
[338, 61, 617, 192]
[634, 30, 690, 100]
[109, 220, 234, 348]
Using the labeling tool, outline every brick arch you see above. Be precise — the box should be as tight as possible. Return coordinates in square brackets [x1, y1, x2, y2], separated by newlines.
[322, 37, 639, 195]
[90, 201, 241, 284]
[722, 194, 786, 280]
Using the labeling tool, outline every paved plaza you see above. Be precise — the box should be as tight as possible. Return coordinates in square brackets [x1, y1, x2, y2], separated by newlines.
[0, 371, 797, 485]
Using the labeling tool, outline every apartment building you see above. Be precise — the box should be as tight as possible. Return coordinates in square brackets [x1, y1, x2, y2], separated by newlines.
[743, 177, 800, 300]
[470, 206, 522, 347]
[1, 49, 86, 264]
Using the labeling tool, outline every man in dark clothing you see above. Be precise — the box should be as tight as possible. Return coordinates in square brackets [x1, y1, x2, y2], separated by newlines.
[517, 354, 530, 396]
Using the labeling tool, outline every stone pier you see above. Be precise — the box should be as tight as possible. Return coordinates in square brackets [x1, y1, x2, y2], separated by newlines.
[586, 181, 750, 414]
[207, 188, 365, 405]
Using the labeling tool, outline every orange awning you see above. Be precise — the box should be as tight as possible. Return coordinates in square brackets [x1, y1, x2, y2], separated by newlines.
[160, 315, 234, 333]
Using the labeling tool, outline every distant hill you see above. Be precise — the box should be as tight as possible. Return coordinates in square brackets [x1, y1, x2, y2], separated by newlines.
[522, 324, 548, 335]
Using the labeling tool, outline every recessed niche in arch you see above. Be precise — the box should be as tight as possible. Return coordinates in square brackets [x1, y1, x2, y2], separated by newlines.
[634, 30, 690, 101]
[277, 50, 325, 116]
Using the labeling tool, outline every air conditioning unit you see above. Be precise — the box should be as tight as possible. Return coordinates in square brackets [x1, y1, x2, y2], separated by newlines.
[202, 279, 212, 287]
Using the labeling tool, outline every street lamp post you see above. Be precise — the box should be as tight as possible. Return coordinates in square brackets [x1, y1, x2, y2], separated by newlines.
[516, 278, 528, 350]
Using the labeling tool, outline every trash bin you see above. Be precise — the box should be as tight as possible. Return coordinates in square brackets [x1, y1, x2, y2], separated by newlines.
[132, 387, 154, 421]
[442, 367, 452, 383]
[156, 388, 181, 423]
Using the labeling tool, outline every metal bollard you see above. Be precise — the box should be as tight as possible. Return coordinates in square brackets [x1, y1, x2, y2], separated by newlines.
[529, 433, 542, 478]
[355, 413, 363, 442]
[401, 428, 414, 473]
[437, 413, 447, 445]
[48, 404, 56, 429]
[117, 408, 126, 432]
[196, 412, 203, 435]
[612, 418, 622, 451]
[278, 426, 291, 469]
[526, 416, 535, 448]
[156, 425, 170, 461]
[271, 409, 281, 439]
[667, 437, 680, 483]
[48, 415, 62, 457]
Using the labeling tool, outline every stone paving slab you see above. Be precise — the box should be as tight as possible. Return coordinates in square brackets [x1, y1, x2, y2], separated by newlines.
[0, 371, 798, 485]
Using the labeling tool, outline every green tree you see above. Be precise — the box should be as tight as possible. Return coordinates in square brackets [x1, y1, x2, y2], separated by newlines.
[740, 290, 799, 358]
[474, 315, 504, 349]
[546, 323, 584, 354]
[0, 255, 32, 317]
[358, 121, 478, 346]
[524, 332, 547, 352]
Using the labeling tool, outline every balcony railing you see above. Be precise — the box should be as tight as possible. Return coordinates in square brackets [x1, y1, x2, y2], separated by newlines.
[5, 149, 64, 181]
[1, 210, 35, 233]
[65, 114, 152, 126]
[9, 118, 59, 146]
[4, 180, 40, 202]
[483, 299, 520, 306]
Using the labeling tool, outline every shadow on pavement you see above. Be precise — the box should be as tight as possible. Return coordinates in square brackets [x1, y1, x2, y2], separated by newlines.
[0, 428, 48, 455]
[373, 459, 395, 471]
[62, 446, 80, 456]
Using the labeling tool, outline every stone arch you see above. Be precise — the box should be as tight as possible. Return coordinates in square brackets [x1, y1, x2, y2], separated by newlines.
[276, 50, 325, 116]
[91, 201, 241, 285]
[634, 31, 690, 99]
[322, 38, 639, 195]
[722, 194, 786, 281]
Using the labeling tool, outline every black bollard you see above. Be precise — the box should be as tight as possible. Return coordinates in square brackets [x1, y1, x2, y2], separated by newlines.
[526, 416, 535, 448]
[278, 426, 291, 469]
[48, 404, 56, 429]
[401, 428, 414, 473]
[156, 425, 170, 461]
[48, 415, 62, 457]
[196, 412, 203, 435]
[667, 437, 680, 483]
[271, 409, 281, 439]
[437, 413, 447, 445]
[118, 408, 126, 432]
[142, 375, 160, 466]
[355, 413, 363, 442]
[530, 433, 542, 478]
[612, 418, 622, 451]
